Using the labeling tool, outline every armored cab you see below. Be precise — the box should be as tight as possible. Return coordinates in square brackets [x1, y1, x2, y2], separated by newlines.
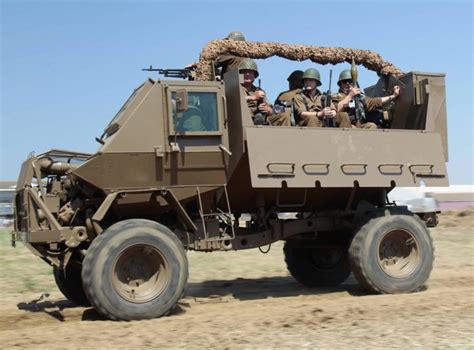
[12, 41, 448, 321]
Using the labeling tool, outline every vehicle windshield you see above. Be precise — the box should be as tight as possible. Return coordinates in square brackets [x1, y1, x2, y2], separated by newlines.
[171, 91, 219, 133]
[104, 82, 145, 137]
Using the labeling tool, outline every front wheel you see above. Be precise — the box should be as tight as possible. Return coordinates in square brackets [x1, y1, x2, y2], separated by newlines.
[82, 219, 188, 321]
[349, 212, 434, 294]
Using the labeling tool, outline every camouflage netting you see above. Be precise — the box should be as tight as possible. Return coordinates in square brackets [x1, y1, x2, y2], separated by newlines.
[195, 40, 403, 81]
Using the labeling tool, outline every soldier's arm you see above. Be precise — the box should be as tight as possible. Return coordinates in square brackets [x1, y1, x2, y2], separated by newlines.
[379, 86, 400, 105]
[364, 85, 400, 111]
[259, 90, 273, 116]
[294, 95, 324, 121]
[364, 96, 383, 112]
[336, 93, 354, 112]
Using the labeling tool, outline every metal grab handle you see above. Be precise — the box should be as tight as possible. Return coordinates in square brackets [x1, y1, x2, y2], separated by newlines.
[341, 163, 367, 175]
[302, 163, 330, 175]
[378, 164, 403, 175]
[266, 162, 295, 174]
[408, 164, 434, 174]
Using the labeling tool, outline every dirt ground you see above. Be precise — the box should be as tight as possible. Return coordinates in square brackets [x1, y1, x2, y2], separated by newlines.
[0, 210, 473, 348]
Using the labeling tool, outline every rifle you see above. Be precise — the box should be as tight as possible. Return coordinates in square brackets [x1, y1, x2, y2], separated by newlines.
[323, 69, 334, 127]
[350, 58, 366, 126]
[142, 66, 192, 80]
[253, 78, 267, 125]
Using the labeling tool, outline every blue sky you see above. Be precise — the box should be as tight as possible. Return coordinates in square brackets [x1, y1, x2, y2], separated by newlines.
[1, 0, 473, 184]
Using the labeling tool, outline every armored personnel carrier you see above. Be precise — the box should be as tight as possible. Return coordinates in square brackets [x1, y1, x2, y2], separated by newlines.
[12, 41, 448, 320]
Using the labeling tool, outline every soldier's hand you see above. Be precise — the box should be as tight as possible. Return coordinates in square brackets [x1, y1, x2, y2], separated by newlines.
[393, 85, 401, 98]
[252, 90, 266, 100]
[349, 87, 361, 98]
[323, 107, 335, 118]
[185, 62, 198, 69]
[258, 103, 273, 115]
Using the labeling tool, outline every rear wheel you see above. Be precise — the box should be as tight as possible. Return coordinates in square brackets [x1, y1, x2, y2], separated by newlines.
[82, 219, 188, 320]
[53, 262, 90, 306]
[349, 212, 434, 294]
[284, 243, 350, 287]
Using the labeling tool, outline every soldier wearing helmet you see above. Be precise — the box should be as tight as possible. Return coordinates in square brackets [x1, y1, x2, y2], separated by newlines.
[186, 31, 246, 80]
[333, 69, 401, 128]
[174, 95, 206, 132]
[267, 70, 304, 126]
[214, 31, 247, 79]
[239, 58, 273, 125]
[293, 68, 336, 127]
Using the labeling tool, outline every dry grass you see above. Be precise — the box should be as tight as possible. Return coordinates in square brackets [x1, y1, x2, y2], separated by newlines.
[0, 228, 55, 298]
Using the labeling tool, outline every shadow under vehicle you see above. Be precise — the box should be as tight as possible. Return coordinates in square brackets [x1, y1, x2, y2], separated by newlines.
[12, 41, 448, 320]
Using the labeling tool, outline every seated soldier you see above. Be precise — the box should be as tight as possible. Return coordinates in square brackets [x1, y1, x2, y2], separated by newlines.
[268, 70, 304, 126]
[239, 58, 273, 125]
[333, 69, 401, 129]
[175, 96, 206, 132]
[293, 68, 336, 127]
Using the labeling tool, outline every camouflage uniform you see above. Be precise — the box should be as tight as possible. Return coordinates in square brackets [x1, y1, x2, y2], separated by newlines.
[332, 91, 383, 129]
[215, 31, 245, 78]
[293, 90, 328, 127]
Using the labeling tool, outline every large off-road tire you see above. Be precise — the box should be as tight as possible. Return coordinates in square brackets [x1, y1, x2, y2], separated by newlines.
[284, 243, 351, 287]
[82, 219, 188, 321]
[53, 262, 90, 306]
[349, 212, 434, 294]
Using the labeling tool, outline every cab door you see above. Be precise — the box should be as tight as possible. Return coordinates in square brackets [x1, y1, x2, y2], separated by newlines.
[162, 81, 230, 189]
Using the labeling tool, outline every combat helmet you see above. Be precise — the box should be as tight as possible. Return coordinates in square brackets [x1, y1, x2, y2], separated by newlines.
[302, 68, 322, 86]
[226, 31, 246, 41]
[238, 58, 259, 78]
[338, 69, 352, 85]
[287, 70, 304, 83]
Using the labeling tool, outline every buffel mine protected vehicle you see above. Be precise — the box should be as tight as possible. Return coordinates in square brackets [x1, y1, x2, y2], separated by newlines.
[12, 40, 448, 320]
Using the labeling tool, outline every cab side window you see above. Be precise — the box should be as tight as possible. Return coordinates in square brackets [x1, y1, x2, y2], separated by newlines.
[171, 92, 219, 133]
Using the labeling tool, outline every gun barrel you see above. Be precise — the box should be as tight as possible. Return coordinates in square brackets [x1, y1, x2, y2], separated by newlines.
[141, 67, 191, 79]
[328, 69, 333, 91]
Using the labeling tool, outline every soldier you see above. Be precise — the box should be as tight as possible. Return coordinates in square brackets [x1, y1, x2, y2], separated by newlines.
[293, 68, 336, 127]
[186, 31, 246, 80]
[174, 96, 206, 132]
[215, 31, 246, 79]
[333, 69, 401, 128]
[239, 58, 273, 125]
[267, 70, 304, 126]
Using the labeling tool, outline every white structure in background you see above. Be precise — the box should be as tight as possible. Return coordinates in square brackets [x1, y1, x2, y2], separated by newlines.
[0, 181, 16, 227]
[389, 185, 474, 212]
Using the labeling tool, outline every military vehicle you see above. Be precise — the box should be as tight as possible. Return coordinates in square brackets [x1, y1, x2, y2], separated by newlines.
[12, 41, 448, 320]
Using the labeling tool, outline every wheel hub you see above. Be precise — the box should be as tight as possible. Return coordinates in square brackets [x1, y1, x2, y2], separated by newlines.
[378, 229, 420, 278]
[112, 244, 170, 303]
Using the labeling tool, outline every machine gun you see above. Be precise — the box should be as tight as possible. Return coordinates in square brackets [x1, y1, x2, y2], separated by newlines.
[351, 58, 366, 127]
[142, 66, 192, 80]
[322, 69, 334, 127]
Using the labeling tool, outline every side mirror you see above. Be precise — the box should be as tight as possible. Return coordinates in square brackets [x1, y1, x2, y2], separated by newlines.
[175, 89, 188, 113]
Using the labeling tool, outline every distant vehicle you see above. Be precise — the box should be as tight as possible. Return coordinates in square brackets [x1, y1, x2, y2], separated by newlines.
[12, 41, 449, 320]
